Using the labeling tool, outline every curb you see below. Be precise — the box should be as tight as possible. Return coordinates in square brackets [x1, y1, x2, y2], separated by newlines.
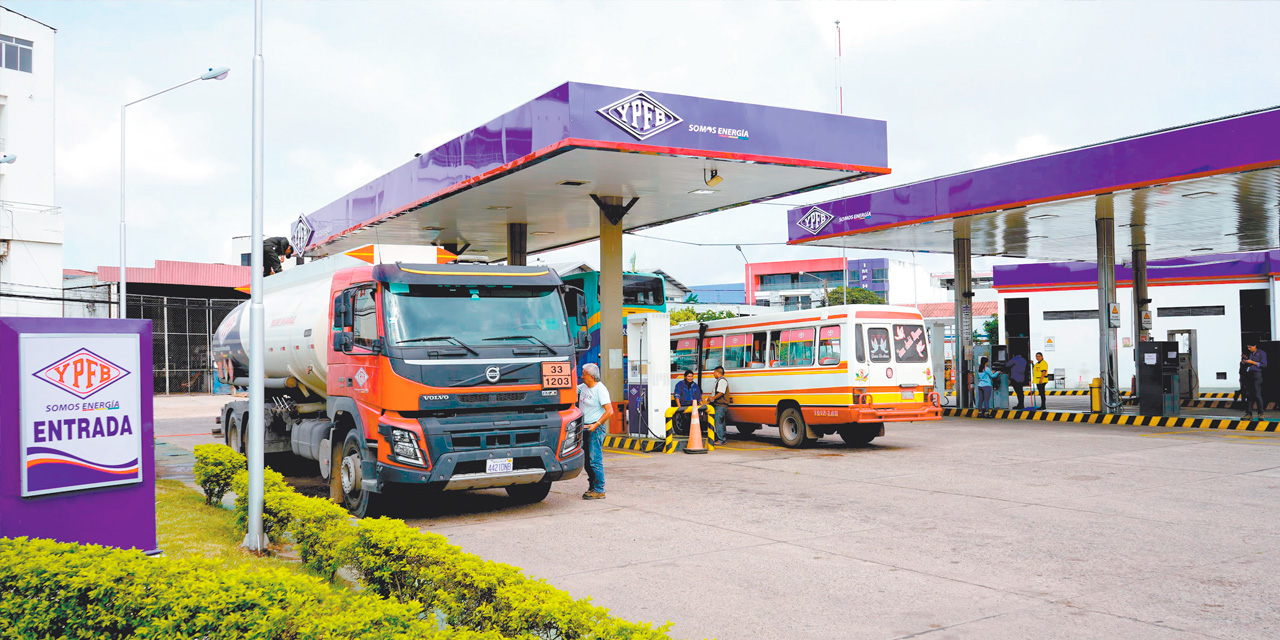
[943, 407, 1278, 432]
[602, 435, 664, 452]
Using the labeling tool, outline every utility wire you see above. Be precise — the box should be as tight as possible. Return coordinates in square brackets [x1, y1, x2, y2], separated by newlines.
[626, 233, 791, 247]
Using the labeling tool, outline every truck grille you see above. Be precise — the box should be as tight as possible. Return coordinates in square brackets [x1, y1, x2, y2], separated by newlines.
[450, 429, 542, 450]
[458, 392, 527, 403]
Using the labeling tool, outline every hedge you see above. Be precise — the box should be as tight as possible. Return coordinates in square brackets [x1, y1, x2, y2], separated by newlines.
[192, 444, 677, 639]
[0, 537, 502, 640]
[193, 443, 245, 505]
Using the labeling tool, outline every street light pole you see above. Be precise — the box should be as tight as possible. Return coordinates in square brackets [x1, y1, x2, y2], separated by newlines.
[243, 0, 267, 552]
[119, 66, 230, 319]
[799, 271, 829, 308]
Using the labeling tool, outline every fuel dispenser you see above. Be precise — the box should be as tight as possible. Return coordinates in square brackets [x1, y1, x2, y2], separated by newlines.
[1137, 341, 1180, 416]
[625, 313, 670, 440]
[973, 344, 1011, 410]
[1167, 330, 1198, 401]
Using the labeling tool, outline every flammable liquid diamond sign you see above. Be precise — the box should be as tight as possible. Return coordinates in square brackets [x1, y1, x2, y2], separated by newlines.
[19, 333, 143, 497]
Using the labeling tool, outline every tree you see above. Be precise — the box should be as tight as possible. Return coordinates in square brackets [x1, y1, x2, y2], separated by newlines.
[669, 307, 736, 326]
[980, 314, 999, 345]
[823, 287, 884, 307]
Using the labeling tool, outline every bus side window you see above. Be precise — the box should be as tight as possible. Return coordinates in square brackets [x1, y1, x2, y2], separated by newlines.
[855, 324, 865, 363]
[702, 336, 724, 370]
[787, 328, 815, 367]
[723, 334, 749, 369]
[818, 325, 841, 366]
[767, 330, 783, 367]
[750, 332, 767, 368]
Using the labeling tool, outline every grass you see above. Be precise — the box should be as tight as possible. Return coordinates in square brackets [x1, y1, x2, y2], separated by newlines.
[155, 479, 318, 579]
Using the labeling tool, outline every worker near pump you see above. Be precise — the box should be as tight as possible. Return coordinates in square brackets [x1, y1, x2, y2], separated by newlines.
[1008, 351, 1029, 410]
[1241, 343, 1268, 420]
[976, 356, 994, 418]
[709, 366, 730, 444]
[673, 369, 703, 436]
[578, 363, 613, 500]
[1032, 352, 1049, 410]
[263, 237, 294, 277]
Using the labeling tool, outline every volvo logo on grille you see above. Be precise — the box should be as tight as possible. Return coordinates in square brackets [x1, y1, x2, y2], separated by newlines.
[597, 91, 683, 141]
[485, 366, 501, 383]
[796, 206, 835, 235]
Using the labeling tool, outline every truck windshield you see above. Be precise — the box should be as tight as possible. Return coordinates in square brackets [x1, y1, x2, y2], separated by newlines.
[383, 285, 571, 349]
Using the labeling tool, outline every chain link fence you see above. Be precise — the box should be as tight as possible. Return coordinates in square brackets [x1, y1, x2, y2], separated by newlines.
[127, 295, 241, 395]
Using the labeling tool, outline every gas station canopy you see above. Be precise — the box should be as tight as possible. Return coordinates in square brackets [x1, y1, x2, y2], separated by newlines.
[299, 82, 890, 259]
[787, 106, 1280, 261]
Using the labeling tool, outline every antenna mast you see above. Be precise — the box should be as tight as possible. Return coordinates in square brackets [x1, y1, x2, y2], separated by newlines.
[834, 20, 843, 115]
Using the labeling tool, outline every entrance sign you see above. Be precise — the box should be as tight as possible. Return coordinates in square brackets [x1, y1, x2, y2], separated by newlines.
[0, 318, 156, 553]
[21, 335, 142, 496]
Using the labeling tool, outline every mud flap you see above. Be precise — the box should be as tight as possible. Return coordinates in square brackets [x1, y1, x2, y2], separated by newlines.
[318, 438, 331, 480]
[805, 423, 821, 441]
[328, 437, 343, 504]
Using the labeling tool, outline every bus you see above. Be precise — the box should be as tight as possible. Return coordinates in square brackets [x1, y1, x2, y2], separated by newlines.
[671, 305, 941, 448]
[560, 271, 667, 377]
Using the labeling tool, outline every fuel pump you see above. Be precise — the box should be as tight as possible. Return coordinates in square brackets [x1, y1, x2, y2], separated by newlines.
[1166, 330, 1198, 401]
[625, 313, 670, 440]
[1137, 341, 1180, 416]
[991, 344, 1010, 410]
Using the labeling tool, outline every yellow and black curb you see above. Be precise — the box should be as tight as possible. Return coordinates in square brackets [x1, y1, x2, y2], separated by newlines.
[943, 407, 1279, 432]
[602, 435, 665, 452]
[603, 407, 718, 454]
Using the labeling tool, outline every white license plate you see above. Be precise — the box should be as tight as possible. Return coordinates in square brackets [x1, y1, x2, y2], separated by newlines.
[900, 391, 915, 400]
[486, 458, 513, 474]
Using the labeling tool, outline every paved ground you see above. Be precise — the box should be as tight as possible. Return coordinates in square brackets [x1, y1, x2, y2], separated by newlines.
[156, 395, 1280, 640]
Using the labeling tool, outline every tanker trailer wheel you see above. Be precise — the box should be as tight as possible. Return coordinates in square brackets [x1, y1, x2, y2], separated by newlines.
[506, 482, 552, 504]
[777, 407, 810, 449]
[339, 431, 382, 518]
[224, 412, 244, 454]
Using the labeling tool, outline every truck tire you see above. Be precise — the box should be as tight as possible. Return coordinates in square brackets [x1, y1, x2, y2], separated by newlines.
[777, 407, 809, 448]
[505, 482, 552, 504]
[838, 424, 881, 447]
[735, 423, 760, 437]
[225, 412, 245, 454]
[338, 431, 381, 518]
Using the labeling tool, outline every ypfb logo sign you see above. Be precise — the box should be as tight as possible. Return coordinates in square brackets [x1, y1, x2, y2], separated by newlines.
[598, 91, 683, 141]
[796, 207, 835, 235]
[20, 334, 143, 497]
[33, 348, 131, 399]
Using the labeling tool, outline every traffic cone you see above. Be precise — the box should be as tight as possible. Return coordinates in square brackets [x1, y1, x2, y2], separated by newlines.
[684, 405, 708, 454]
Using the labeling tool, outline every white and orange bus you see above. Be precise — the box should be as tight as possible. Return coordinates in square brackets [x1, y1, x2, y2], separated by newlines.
[670, 305, 941, 448]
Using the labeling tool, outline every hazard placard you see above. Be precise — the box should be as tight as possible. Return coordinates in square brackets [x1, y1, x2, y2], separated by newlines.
[1140, 309, 1153, 330]
[1044, 336, 1055, 351]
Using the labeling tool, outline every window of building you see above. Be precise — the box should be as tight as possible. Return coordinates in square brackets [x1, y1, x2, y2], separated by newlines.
[867, 327, 891, 363]
[817, 325, 841, 365]
[893, 324, 927, 363]
[0, 35, 33, 73]
[871, 268, 888, 284]
[1157, 305, 1225, 317]
[1044, 309, 1100, 321]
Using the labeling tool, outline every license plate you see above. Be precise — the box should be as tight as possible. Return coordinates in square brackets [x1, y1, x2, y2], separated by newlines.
[486, 458, 513, 474]
[541, 361, 572, 389]
[900, 391, 915, 400]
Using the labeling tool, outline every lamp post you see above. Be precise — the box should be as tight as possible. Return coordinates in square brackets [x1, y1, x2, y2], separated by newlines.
[799, 271, 831, 309]
[119, 66, 230, 318]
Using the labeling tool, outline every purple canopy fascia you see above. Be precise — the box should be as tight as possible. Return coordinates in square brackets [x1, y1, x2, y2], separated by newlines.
[788, 107, 1280, 244]
[993, 249, 1280, 289]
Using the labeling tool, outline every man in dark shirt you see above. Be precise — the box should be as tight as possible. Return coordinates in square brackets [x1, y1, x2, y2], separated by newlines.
[1242, 343, 1268, 420]
[1007, 352, 1029, 411]
[263, 237, 294, 277]
[673, 369, 702, 436]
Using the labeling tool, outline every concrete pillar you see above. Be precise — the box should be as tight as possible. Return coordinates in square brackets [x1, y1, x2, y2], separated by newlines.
[506, 223, 528, 266]
[1096, 195, 1119, 414]
[1271, 277, 1280, 340]
[952, 220, 973, 409]
[598, 211, 625, 402]
[1131, 190, 1150, 345]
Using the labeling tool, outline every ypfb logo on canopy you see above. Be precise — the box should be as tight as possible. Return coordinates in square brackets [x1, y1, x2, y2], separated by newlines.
[598, 91, 683, 140]
[33, 348, 131, 399]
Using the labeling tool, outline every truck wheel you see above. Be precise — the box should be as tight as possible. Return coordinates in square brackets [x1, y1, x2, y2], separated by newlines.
[735, 424, 760, 437]
[838, 424, 881, 447]
[339, 431, 381, 518]
[777, 407, 809, 448]
[225, 412, 245, 454]
[505, 482, 552, 504]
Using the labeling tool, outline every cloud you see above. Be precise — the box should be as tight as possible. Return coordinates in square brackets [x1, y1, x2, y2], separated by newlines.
[974, 134, 1064, 168]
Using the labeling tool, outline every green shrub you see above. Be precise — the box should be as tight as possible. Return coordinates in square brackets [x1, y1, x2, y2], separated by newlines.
[231, 467, 294, 543]
[193, 443, 246, 505]
[287, 492, 356, 581]
[0, 537, 502, 640]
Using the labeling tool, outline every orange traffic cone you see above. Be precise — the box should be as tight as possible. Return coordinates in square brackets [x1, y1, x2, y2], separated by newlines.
[684, 404, 708, 454]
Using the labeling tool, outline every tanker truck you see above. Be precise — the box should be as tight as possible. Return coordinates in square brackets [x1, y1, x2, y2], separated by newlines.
[212, 247, 587, 516]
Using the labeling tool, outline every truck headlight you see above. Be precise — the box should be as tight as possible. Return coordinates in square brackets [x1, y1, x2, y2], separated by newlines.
[561, 418, 582, 455]
[388, 427, 425, 466]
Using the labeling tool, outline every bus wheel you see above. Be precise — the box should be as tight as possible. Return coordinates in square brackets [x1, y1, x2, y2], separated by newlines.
[735, 424, 760, 437]
[777, 408, 809, 448]
[339, 431, 382, 518]
[838, 424, 881, 447]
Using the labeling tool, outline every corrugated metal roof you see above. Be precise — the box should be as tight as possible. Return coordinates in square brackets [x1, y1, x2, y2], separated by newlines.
[912, 301, 997, 320]
[96, 260, 250, 288]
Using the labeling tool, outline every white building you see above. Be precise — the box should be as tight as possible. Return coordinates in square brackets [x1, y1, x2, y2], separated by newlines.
[0, 6, 58, 317]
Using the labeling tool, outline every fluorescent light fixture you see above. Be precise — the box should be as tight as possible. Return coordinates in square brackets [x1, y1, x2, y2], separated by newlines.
[1028, 235, 1048, 239]
[557, 179, 590, 187]
[531, 231, 554, 236]
[1190, 247, 1213, 251]
[1028, 213, 1058, 219]
[688, 189, 718, 195]
[1182, 191, 1216, 199]
[484, 206, 512, 211]
[421, 226, 444, 231]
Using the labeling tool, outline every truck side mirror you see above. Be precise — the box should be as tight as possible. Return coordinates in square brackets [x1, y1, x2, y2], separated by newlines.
[333, 331, 353, 352]
[576, 328, 591, 352]
[577, 299, 588, 326]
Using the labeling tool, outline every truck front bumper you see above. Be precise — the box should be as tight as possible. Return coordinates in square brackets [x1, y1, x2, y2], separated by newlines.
[373, 446, 584, 492]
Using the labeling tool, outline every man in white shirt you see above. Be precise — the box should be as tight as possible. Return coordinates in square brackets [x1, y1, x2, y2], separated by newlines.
[709, 366, 730, 444]
[577, 363, 613, 499]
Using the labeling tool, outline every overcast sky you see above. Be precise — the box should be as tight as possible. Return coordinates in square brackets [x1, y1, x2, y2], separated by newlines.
[8, 0, 1280, 286]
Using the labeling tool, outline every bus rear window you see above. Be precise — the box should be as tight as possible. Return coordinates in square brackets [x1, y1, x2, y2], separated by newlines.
[867, 327, 891, 363]
[893, 324, 928, 363]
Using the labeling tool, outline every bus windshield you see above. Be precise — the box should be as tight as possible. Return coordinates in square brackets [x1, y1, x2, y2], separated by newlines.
[383, 285, 571, 348]
[623, 274, 665, 307]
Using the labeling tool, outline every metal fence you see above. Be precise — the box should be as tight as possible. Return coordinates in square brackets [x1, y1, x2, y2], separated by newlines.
[127, 295, 241, 395]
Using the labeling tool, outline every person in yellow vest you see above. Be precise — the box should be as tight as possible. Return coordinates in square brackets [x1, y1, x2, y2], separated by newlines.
[1032, 352, 1049, 410]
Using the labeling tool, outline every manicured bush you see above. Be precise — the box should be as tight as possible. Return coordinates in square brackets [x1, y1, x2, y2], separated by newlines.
[231, 467, 294, 543]
[193, 443, 246, 505]
[286, 491, 356, 581]
[0, 537, 502, 640]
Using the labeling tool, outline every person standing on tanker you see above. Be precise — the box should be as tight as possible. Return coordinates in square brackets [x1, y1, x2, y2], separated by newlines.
[673, 369, 702, 436]
[1241, 343, 1268, 420]
[1007, 352, 1029, 411]
[263, 237, 294, 277]
[1033, 352, 1049, 410]
[578, 363, 613, 500]
[709, 366, 730, 444]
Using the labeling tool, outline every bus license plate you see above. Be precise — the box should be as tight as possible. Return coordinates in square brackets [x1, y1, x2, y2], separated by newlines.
[541, 361, 572, 389]
[901, 391, 915, 400]
[486, 458, 513, 474]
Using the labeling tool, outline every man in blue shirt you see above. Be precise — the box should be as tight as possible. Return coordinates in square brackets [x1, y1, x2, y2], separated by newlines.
[673, 369, 702, 435]
[1007, 352, 1029, 411]
[1242, 343, 1268, 420]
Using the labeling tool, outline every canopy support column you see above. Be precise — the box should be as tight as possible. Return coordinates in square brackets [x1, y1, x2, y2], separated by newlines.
[1096, 195, 1119, 414]
[592, 195, 638, 402]
[952, 220, 973, 410]
[506, 223, 527, 266]
[1132, 190, 1150, 345]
